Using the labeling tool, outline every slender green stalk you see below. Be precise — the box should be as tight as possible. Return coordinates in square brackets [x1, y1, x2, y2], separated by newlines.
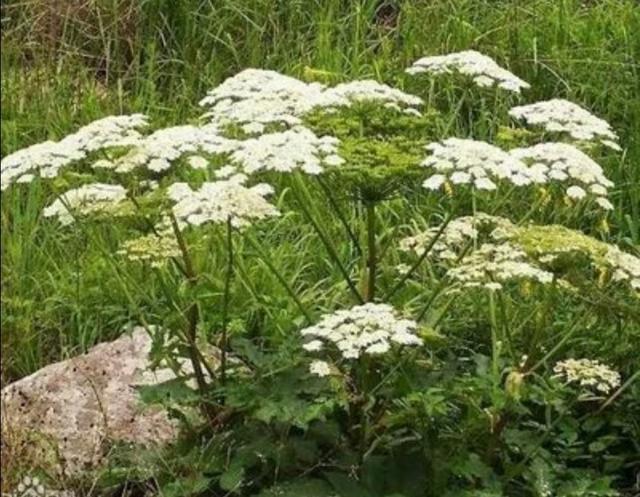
[596, 370, 640, 414]
[364, 201, 377, 302]
[387, 214, 453, 300]
[292, 174, 364, 304]
[488, 290, 501, 388]
[526, 318, 583, 375]
[169, 215, 209, 396]
[220, 218, 233, 386]
[316, 176, 362, 256]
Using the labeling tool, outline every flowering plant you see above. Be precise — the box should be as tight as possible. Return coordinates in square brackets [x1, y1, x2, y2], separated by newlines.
[2, 51, 638, 497]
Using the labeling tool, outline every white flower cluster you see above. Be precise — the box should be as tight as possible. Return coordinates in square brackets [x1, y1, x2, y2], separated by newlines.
[167, 174, 280, 229]
[510, 142, 615, 210]
[509, 99, 620, 150]
[406, 50, 530, 93]
[42, 183, 128, 225]
[400, 214, 512, 260]
[199, 69, 422, 133]
[553, 358, 621, 395]
[309, 359, 332, 378]
[606, 247, 640, 291]
[199, 69, 328, 133]
[326, 79, 423, 113]
[446, 242, 554, 290]
[300, 303, 422, 367]
[229, 126, 344, 175]
[401, 215, 640, 296]
[118, 232, 181, 267]
[422, 138, 532, 191]
[93, 124, 237, 173]
[1, 114, 148, 190]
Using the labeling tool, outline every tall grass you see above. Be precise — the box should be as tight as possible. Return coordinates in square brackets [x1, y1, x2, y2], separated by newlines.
[2, 0, 639, 380]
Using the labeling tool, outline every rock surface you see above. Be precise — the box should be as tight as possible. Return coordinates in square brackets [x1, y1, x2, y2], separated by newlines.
[1, 327, 190, 476]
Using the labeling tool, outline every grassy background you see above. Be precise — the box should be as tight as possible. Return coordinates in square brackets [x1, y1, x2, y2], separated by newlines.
[2, 0, 639, 381]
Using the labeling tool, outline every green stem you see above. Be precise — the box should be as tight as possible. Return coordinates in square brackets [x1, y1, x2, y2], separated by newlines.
[292, 174, 364, 304]
[317, 176, 362, 256]
[365, 201, 377, 302]
[596, 370, 640, 414]
[220, 218, 233, 386]
[169, 215, 209, 397]
[489, 290, 501, 388]
[387, 214, 453, 301]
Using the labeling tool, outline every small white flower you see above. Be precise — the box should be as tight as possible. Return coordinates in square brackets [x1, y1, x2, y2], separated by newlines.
[187, 155, 209, 170]
[309, 360, 332, 377]
[595, 197, 614, 210]
[474, 177, 497, 190]
[450, 171, 472, 184]
[148, 158, 171, 172]
[215, 165, 238, 178]
[566, 185, 587, 200]
[302, 340, 324, 352]
[16, 173, 35, 184]
[423, 174, 447, 190]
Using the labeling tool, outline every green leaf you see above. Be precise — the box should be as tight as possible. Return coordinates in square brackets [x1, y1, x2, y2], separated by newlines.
[219, 464, 245, 492]
[136, 377, 199, 406]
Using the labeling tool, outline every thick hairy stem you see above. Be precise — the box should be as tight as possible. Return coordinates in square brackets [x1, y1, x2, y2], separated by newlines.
[169, 215, 209, 396]
[365, 201, 377, 302]
[220, 218, 234, 386]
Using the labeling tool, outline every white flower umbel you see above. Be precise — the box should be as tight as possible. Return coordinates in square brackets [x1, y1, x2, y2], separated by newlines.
[509, 99, 620, 150]
[199, 69, 329, 132]
[322, 80, 423, 112]
[447, 242, 554, 290]
[199, 69, 423, 132]
[300, 303, 422, 361]
[167, 174, 280, 229]
[230, 127, 343, 175]
[510, 142, 615, 210]
[1, 114, 148, 190]
[400, 214, 513, 261]
[406, 50, 530, 93]
[422, 138, 532, 191]
[309, 360, 332, 377]
[606, 247, 640, 291]
[118, 233, 181, 267]
[100, 124, 238, 174]
[43, 183, 128, 225]
[553, 358, 621, 395]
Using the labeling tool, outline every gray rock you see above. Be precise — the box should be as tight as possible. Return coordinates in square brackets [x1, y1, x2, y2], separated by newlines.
[1, 327, 195, 476]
